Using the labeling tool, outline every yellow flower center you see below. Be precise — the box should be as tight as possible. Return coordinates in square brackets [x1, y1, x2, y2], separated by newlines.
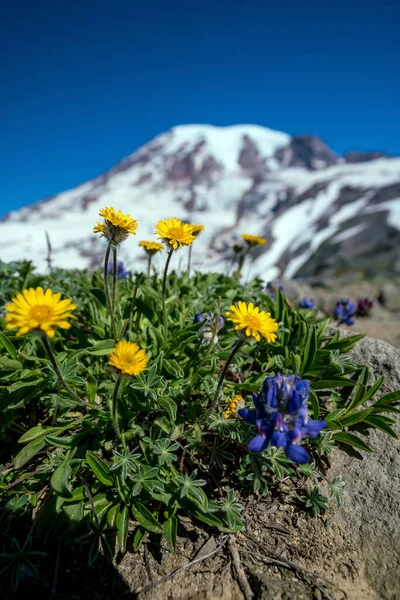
[30, 305, 53, 321]
[242, 315, 261, 330]
[168, 227, 186, 241]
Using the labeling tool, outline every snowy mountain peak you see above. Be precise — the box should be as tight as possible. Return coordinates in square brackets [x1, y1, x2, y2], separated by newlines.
[1, 124, 399, 281]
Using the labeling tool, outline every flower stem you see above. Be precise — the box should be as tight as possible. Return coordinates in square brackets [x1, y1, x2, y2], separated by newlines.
[187, 245, 193, 276]
[204, 337, 245, 421]
[104, 242, 118, 339]
[42, 337, 85, 406]
[111, 374, 123, 439]
[112, 245, 118, 315]
[147, 254, 152, 283]
[162, 248, 174, 338]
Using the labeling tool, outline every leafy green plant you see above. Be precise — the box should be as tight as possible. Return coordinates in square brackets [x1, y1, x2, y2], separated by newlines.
[0, 254, 399, 592]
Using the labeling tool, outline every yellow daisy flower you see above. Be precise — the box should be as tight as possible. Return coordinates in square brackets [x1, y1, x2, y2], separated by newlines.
[226, 301, 278, 342]
[93, 207, 138, 244]
[5, 287, 76, 338]
[224, 394, 245, 419]
[241, 233, 267, 247]
[188, 224, 205, 237]
[154, 217, 195, 250]
[108, 341, 148, 377]
[138, 240, 165, 255]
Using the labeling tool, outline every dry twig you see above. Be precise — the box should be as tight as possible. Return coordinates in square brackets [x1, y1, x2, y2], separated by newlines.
[229, 537, 254, 600]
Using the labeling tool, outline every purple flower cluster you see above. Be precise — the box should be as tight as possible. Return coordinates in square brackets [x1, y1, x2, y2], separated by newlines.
[298, 297, 315, 309]
[239, 374, 326, 464]
[356, 297, 374, 317]
[333, 298, 356, 326]
[194, 312, 224, 346]
[108, 260, 130, 279]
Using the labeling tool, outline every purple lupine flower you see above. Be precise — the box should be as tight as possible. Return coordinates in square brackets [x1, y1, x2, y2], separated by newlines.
[108, 260, 130, 279]
[239, 374, 326, 464]
[333, 298, 356, 326]
[356, 297, 374, 317]
[194, 312, 224, 346]
[298, 297, 315, 309]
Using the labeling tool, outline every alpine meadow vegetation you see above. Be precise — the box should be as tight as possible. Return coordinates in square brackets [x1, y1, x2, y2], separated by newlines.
[1, 208, 399, 593]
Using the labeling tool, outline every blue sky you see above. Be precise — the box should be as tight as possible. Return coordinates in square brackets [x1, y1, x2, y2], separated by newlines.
[1, 0, 399, 217]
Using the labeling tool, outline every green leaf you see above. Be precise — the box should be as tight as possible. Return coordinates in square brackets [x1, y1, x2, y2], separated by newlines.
[0, 357, 22, 372]
[133, 526, 147, 552]
[344, 380, 367, 414]
[134, 298, 155, 322]
[18, 425, 62, 444]
[148, 326, 164, 353]
[325, 408, 347, 422]
[363, 415, 399, 438]
[339, 407, 373, 427]
[311, 378, 355, 390]
[308, 388, 320, 420]
[326, 333, 366, 352]
[116, 474, 131, 505]
[62, 500, 84, 529]
[332, 431, 372, 452]
[51, 461, 73, 498]
[107, 504, 120, 528]
[375, 390, 400, 406]
[44, 433, 83, 449]
[302, 327, 317, 374]
[363, 376, 384, 402]
[131, 502, 163, 534]
[117, 505, 130, 554]
[163, 516, 177, 554]
[163, 359, 184, 379]
[84, 493, 114, 521]
[63, 486, 86, 502]
[86, 375, 97, 405]
[13, 437, 46, 469]
[0, 331, 17, 359]
[86, 451, 113, 487]
[89, 287, 107, 308]
[157, 395, 177, 422]
[87, 339, 115, 356]
[291, 353, 302, 374]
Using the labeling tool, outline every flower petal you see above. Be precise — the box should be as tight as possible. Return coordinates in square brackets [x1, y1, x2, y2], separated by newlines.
[304, 419, 326, 438]
[248, 435, 268, 453]
[285, 444, 310, 464]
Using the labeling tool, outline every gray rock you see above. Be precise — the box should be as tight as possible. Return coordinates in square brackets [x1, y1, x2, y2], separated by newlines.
[379, 282, 400, 312]
[327, 336, 400, 600]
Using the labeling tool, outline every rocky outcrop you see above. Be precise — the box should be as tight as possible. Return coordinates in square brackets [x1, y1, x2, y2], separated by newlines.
[327, 336, 400, 600]
[274, 135, 340, 170]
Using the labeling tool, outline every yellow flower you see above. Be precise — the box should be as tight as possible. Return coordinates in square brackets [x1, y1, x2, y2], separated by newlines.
[93, 207, 138, 244]
[5, 287, 76, 338]
[224, 394, 245, 419]
[138, 240, 165, 255]
[108, 341, 148, 377]
[226, 301, 278, 342]
[241, 233, 267, 247]
[154, 217, 195, 250]
[189, 224, 204, 237]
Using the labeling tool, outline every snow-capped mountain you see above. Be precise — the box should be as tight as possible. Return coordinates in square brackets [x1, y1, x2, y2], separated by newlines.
[1, 124, 400, 281]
